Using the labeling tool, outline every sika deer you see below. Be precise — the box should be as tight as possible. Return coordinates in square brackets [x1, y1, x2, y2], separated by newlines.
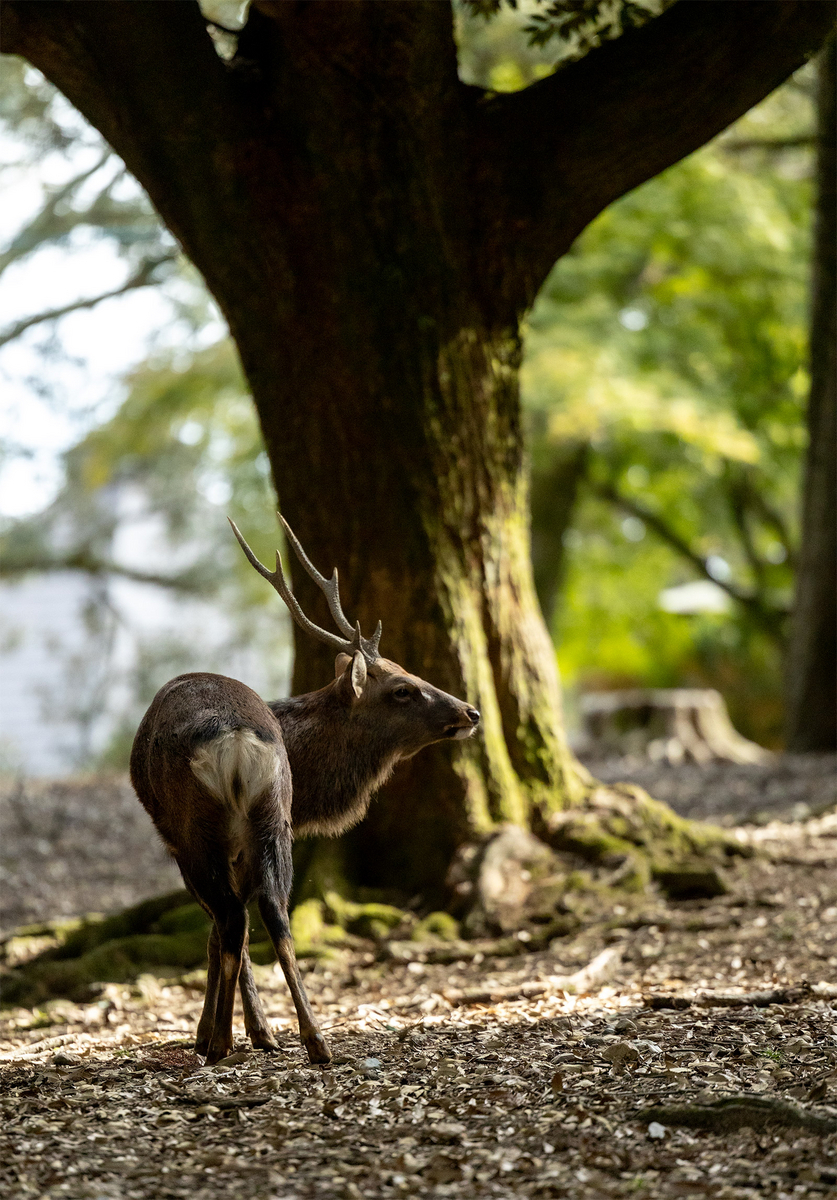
[130, 517, 480, 1065]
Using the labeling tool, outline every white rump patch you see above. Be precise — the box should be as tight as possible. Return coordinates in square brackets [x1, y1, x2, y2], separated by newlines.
[190, 728, 280, 810]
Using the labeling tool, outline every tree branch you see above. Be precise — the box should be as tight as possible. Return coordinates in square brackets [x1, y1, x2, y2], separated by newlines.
[480, 0, 836, 305]
[0, 168, 163, 280]
[0, 550, 208, 593]
[0, 152, 111, 278]
[0, 2, 240, 263]
[724, 470, 768, 593]
[593, 478, 788, 641]
[0, 254, 176, 349]
[720, 135, 815, 153]
[746, 485, 798, 572]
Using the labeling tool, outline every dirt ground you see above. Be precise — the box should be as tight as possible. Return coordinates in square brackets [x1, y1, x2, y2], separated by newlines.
[2, 757, 833, 933]
[0, 776, 181, 934]
[2, 759, 837, 1200]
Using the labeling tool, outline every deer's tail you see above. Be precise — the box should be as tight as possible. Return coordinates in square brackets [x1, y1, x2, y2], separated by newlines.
[190, 728, 281, 810]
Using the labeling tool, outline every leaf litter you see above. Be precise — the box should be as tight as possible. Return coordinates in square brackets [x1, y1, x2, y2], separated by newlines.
[3, 808, 837, 1197]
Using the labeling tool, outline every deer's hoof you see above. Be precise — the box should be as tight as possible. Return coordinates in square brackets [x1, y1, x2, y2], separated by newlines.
[304, 1031, 332, 1065]
[250, 1033, 280, 1052]
[204, 1042, 233, 1066]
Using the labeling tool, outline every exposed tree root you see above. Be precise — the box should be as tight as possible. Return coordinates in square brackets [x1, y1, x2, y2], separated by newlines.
[641, 1094, 837, 1134]
[646, 981, 837, 1009]
[438, 945, 623, 1008]
[1, 785, 752, 1008]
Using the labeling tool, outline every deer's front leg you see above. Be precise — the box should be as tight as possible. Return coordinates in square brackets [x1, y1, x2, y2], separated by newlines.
[258, 894, 331, 1064]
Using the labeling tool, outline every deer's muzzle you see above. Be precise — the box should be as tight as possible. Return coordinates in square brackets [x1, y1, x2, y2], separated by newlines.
[444, 707, 480, 739]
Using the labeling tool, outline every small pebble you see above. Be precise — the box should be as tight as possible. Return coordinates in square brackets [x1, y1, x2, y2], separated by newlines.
[613, 1018, 638, 1034]
[52, 1051, 80, 1066]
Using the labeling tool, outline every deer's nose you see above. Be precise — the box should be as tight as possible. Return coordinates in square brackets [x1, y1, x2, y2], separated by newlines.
[466, 707, 480, 726]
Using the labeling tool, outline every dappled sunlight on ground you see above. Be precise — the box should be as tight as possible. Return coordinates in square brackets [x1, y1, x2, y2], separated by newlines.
[3, 807, 837, 1198]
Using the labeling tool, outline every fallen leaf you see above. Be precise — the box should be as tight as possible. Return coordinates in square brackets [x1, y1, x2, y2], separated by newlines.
[215, 1051, 252, 1066]
[602, 1042, 640, 1066]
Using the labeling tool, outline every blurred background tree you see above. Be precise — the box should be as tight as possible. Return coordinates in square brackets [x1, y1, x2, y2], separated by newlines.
[785, 33, 836, 753]
[0, 55, 291, 769]
[524, 73, 816, 747]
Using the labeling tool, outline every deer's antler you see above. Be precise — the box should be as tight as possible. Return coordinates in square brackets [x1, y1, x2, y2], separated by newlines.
[228, 517, 382, 664]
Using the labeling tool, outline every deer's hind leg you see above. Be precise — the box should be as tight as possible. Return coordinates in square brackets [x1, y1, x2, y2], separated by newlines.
[238, 945, 279, 1051]
[250, 800, 328, 1063]
[195, 923, 221, 1057]
[202, 898, 247, 1064]
[258, 890, 331, 1065]
[180, 857, 248, 1064]
[194, 912, 276, 1057]
[177, 870, 221, 1057]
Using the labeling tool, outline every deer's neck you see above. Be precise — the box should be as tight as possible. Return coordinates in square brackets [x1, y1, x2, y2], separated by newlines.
[268, 692, 398, 837]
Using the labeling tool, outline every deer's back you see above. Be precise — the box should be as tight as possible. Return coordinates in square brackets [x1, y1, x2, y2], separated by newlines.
[130, 673, 290, 854]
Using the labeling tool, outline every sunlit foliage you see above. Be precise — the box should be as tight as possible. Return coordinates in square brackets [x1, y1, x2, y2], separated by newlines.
[523, 76, 814, 744]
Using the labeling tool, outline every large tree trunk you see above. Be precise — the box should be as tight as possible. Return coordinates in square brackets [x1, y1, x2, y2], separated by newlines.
[785, 34, 837, 752]
[226, 11, 582, 898]
[254, 264, 582, 898]
[3, 1, 834, 898]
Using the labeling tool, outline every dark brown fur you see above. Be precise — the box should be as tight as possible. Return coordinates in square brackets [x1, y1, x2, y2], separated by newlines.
[130, 655, 478, 1064]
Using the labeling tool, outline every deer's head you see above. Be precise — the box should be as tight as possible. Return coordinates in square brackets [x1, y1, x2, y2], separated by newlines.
[229, 516, 480, 759]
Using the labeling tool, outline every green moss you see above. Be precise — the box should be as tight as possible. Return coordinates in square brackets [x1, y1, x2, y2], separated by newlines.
[441, 573, 528, 828]
[155, 903, 211, 936]
[292, 838, 352, 907]
[55, 890, 191, 959]
[5, 917, 87, 941]
[547, 783, 739, 886]
[610, 852, 652, 893]
[2, 927, 209, 1009]
[453, 754, 494, 834]
[412, 911, 460, 942]
[289, 899, 354, 959]
[324, 891, 406, 939]
[248, 940, 276, 966]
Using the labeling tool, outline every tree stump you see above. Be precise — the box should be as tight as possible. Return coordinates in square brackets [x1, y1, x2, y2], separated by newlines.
[579, 688, 770, 765]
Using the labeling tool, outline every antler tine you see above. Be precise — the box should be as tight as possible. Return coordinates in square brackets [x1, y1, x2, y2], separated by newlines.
[350, 619, 384, 664]
[369, 620, 383, 657]
[278, 514, 356, 639]
[228, 519, 352, 656]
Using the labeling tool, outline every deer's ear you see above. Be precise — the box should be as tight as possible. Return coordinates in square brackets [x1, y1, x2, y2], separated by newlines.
[350, 650, 367, 698]
[335, 651, 367, 701]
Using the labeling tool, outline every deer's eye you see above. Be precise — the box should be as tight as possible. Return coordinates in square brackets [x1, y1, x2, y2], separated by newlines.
[392, 687, 413, 702]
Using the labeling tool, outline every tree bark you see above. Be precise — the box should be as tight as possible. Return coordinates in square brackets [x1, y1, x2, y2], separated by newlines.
[785, 35, 837, 752]
[3, 0, 834, 894]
